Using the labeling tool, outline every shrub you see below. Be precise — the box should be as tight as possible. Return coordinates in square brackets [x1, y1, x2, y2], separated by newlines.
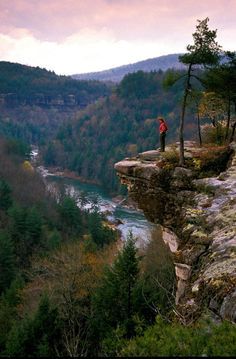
[201, 122, 229, 146]
[120, 317, 236, 357]
[161, 146, 179, 167]
[189, 145, 231, 177]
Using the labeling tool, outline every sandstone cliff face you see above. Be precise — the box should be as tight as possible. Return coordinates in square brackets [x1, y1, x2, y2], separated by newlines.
[115, 142, 236, 323]
[0, 93, 85, 109]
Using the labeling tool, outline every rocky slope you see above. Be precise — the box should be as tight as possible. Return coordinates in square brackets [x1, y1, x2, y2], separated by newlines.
[115, 141, 236, 323]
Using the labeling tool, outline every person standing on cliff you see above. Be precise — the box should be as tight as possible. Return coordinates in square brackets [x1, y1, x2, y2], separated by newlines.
[158, 117, 168, 152]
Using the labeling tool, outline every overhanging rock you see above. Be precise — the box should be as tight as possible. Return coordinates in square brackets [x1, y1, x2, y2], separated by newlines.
[114, 143, 236, 323]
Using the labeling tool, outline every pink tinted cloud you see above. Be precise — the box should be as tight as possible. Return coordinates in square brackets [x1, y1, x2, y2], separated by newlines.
[0, 0, 235, 74]
[1, 0, 236, 43]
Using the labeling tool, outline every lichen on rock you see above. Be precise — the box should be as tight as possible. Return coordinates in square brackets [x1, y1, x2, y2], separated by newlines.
[114, 142, 236, 323]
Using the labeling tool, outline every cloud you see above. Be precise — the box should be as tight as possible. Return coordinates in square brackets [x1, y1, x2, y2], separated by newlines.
[0, 0, 235, 73]
[2, 0, 235, 42]
[1, 27, 183, 75]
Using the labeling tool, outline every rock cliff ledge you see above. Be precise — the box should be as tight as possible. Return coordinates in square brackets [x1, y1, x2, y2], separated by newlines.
[114, 142, 236, 323]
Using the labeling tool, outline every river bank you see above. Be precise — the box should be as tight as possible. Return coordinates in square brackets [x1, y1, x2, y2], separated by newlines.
[36, 163, 139, 212]
[45, 173, 154, 244]
[31, 148, 154, 244]
[112, 194, 141, 211]
[41, 166, 102, 186]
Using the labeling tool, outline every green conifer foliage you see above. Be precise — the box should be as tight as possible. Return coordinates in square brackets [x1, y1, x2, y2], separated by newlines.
[8, 205, 43, 267]
[178, 18, 221, 165]
[5, 295, 60, 357]
[58, 196, 82, 236]
[0, 180, 12, 211]
[0, 278, 24, 354]
[88, 210, 116, 248]
[0, 231, 16, 294]
[92, 232, 141, 350]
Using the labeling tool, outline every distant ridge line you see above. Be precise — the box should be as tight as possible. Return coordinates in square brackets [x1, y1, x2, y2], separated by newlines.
[72, 53, 185, 82]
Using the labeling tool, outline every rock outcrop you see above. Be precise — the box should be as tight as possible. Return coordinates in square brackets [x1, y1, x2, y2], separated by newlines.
[115, 141, 236, 323]
[0, 93, 86, 109]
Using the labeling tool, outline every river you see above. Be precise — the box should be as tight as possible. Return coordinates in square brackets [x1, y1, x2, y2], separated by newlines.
[36, 163, 154, 246]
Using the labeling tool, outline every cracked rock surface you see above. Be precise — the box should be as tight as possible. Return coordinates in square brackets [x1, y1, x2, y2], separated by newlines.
[115, 142, 236, 322]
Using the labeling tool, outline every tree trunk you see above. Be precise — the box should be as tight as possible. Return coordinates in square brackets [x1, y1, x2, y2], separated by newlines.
[179, 64, 192, 166]
[126, 280, 132, 338]
[225, 96, 231, 141]
[197, 108, 202, 147]
[230, 122, 236, 143]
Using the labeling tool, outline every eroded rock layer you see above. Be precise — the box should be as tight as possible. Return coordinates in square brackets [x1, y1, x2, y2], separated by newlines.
[115, 142, 236, 322]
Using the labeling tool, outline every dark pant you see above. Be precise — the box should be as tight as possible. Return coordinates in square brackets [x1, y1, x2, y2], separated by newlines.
[160, 132, 166, 152]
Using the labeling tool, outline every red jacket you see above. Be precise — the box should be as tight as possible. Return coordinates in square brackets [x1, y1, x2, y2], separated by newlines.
[159, 121, 168, 133]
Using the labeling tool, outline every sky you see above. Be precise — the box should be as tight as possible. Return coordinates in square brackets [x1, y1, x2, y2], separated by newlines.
[0, 0, 235, 75]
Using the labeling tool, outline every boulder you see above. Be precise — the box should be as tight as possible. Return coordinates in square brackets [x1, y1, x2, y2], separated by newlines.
[175, 263, 192, 280]
[114, 143, 236, 322]
[220, 289, 236, 322]
[162, 227, 180, 253]
[114, 160, 141, 176]
[138, 150, 161, 161]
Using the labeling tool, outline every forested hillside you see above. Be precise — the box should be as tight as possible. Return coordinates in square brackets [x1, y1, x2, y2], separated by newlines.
[0, 137, 179, 356]
[0, 61, 111, 146]
[42, 70, 198, 192]
[0, 61, 203, 194]
[0, 61, 110, 107]
[72, 53, 185, 82]
[0, 136, 235, 357]
[0, 136, 121, 356]
[0, 54, 235, 358]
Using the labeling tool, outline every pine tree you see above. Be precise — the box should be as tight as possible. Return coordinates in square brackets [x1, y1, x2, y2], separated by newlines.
[5, 295, 60, 357]
[0, 180, 12, 211]
[204, 51, 236, 141]
[0, 278, 24, 354]
[178, 18, 221, 165]
[88, 210, 116, 248]
[0, 231, 16, 294]
[58, 196, 82, 236]
[92, 232, 140, 346]
[8, 205, 43, 267]
[25, 207, 42, 246]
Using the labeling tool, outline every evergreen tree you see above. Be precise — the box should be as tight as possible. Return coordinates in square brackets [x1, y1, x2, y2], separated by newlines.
[0, 278, 24, 354]
[58, 195, 82, 236]
[204, 51, 236, 141]
[178, 17, 221, 165]
[25, 207, 42, 246]
[8, 205, 43, 267]
[8, 204, 27, 245]
[88, 210, 116, 248]
[0, 180, 12, 211]
[44, 142, 57, 166]
[91, 232, 141, 352]
[5, 295, 60, 357]
[0, 231, 16, 294]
